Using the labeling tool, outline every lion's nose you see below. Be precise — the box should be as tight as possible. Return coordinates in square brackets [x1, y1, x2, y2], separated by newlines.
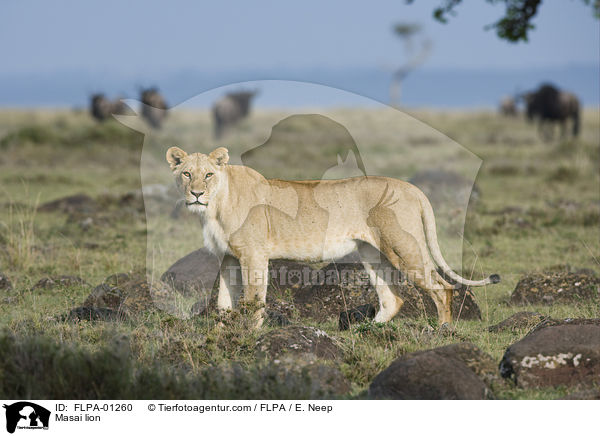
[191, 191, 204, 198]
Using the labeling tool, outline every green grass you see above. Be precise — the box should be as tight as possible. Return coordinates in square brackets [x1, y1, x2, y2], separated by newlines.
[0, 107, 598, 399]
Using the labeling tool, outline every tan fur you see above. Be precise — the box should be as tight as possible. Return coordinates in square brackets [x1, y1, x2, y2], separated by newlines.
[167, 146, 499, 328]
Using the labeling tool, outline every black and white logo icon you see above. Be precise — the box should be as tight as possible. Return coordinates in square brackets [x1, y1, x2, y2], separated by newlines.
[3, 402, 50, 434]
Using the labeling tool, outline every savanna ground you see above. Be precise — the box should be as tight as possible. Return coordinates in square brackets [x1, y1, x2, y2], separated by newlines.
[0, 106, 598, 399]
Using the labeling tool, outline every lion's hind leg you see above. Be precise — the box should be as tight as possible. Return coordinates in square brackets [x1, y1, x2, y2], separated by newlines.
[365, 215, 454, 325]
[357, 243, 404, 322]
[423, 273, 454, 325]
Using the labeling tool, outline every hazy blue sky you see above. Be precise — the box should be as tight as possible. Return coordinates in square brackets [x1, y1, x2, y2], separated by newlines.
[1, 0, 598, 75]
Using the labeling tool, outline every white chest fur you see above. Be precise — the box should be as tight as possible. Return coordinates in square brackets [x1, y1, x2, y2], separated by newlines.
[202, 217, 229, 255]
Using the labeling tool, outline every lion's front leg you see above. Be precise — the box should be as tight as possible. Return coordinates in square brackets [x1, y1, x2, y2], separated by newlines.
[218, 255, 243, 312]
[239, 255, 269, 328]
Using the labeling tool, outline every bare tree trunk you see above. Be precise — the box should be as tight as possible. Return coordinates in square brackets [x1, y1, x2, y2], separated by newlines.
[389, 39, 432, 108]
[390, 76, 402, 108]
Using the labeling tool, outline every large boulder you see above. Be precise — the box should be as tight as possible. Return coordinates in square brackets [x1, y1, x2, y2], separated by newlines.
[369, 342, 497, 400]
[284, 253, 375, 322]
[510, 271, 599, 306]
[488, 312, 550, 333]
[160, 248, 220, 299]
[290, 254, 481, 322]
[163, 250, 481, 322]
[499, 318, 600, 388]
[255, 325, 342, 361]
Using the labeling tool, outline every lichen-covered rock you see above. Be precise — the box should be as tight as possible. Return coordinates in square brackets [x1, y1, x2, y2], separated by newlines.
[369, 342, 498, 400]
[526, 317, 600, 334]
[510, 271, 599, 305]
[33, 275, 87, 290]
[255, 325, 341, 361]
[499, 319, 600, 388]
[488, 312, 550, 332]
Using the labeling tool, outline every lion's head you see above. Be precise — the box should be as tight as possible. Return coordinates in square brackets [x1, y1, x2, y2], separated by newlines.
[166, 146, 229, 213]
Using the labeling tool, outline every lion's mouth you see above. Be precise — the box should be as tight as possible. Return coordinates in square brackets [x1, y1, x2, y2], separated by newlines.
[186, 200, 208, 206]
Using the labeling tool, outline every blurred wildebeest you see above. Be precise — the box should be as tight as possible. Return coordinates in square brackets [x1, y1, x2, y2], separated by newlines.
[522, 83, 580, 140]
[90, 94, 131, 122]
[140, 87, 168, 129]
[213, 90, 257, 139]
[499, 96, 517, 117]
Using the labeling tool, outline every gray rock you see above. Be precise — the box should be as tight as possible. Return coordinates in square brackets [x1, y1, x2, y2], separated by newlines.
[369, 342, 498, 400]
[160, 248, 220, 301]
[255, 325, 342, 361]
[289, 256, 481, 321]
[499, 319, 600, 388]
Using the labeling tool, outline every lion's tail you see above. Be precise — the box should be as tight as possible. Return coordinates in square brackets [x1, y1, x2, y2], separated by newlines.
[419, 192, 500, 287]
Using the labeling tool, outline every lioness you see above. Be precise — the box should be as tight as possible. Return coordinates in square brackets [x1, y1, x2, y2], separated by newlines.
[166, 146, 499, 327]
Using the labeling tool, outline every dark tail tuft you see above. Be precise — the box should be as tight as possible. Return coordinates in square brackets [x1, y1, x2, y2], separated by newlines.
[489, 274, 501, 284]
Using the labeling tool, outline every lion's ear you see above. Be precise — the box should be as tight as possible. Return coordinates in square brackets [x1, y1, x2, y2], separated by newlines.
[209, 147, 229, 166]
[166, 146, 187, 171]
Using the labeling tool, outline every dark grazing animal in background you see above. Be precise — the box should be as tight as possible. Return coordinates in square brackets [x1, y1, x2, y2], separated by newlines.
[90, 94, 131, 122]
[140, 87, 168, 129]
[212, 90, 257, 139]
[522, 83, 580, 140]
[499, 96, 517, 117]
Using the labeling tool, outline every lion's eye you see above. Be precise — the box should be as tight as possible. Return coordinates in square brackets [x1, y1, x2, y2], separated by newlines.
[205, 172, 214, 179]
[182, 171, 191, 178]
